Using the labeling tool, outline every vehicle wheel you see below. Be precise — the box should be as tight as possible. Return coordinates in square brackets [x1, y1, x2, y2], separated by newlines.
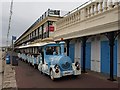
[41, 71, 43, 74]
[36, 65, 38, 69]
[40, 67, 43, 74]
[34, 64, 37, 69]
[50, 70, 54, 81]
[74, 75, 78, 79]
[33, 65, 35, 68]
[28, 62, 30, 65]
[30, 63, 32, 66]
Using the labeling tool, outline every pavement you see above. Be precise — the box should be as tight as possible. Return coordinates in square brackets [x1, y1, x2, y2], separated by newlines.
[2, 63, 17, 90]
[0, 50, 120, 89]
[0, 49, 3, 90]
[15, 60, 119, 89]
[1, 50, 17, 90]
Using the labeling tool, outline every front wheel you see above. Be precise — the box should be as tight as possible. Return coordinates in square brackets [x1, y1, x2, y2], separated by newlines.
[50, 70, 54, 81]
[34, 64, 38, 69]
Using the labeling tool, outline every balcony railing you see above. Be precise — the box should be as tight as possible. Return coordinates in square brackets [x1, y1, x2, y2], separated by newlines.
[55, 0, 120, 32]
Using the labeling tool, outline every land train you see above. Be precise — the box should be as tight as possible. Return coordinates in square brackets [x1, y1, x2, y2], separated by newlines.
[17, 41, 81, 80]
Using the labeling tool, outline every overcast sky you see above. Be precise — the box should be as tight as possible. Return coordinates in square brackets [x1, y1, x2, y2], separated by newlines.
[1, 0, 89, 47]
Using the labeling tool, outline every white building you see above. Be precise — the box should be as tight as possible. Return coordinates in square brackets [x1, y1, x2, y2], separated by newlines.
[54, 0, 120, 80]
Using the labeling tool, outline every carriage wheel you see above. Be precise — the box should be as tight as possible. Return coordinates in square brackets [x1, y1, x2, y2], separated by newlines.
[50, 70, 54, 81]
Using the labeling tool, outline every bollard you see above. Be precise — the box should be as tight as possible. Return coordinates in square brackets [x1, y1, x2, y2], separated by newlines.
[6, 54, 10, 64]
[12, 56, 18, 66]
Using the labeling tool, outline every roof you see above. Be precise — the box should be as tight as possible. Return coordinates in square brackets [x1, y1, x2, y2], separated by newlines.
[18, 41, 56, 49]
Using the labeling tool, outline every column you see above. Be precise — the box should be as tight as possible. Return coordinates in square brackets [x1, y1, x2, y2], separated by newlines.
[89, 6, 91, 16]
[108, 0, 113, 9]
[47, 21, 49, 38]
[106, 31, 116, 81]
[91, 5, 95, 16]
[81, 36, 87, 73]
[99, 1, 103, 12]
[95, 2, 99, 14]
[41, 25, 44, 39]
[114, 0, 119, 7]
[86, 8, 88, 18]
[66, 40, 70, 56]
[103, 0, 108, 11]
[38, 27, 39, 39]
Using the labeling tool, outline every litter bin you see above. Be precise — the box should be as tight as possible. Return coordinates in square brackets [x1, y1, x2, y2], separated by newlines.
[12, 56, 18, 66]
[6, 54, 10, 64]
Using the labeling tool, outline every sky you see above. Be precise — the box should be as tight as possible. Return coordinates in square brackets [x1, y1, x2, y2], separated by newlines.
[1, 0, 89, 47]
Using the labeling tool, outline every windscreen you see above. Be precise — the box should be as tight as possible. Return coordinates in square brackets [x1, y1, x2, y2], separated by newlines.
[46, 46, 61, 55]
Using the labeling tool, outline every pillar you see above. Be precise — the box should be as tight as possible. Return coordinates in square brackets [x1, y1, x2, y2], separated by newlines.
[66, 40, 70, 56]
[106, 31, 116, 81]
[81, 36, 87, 73]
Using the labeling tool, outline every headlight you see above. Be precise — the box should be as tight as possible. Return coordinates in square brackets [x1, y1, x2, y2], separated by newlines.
[75, 62, 80, 70]
[54, 64, 59, 73]
[54, 64, 59, 69]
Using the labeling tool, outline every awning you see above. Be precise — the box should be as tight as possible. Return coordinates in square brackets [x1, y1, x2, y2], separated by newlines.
[18, 41, 56, 49]
[30, 41, 56, 47]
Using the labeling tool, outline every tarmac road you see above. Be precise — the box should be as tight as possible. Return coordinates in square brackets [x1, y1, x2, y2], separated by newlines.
[15, 60, 118, 89]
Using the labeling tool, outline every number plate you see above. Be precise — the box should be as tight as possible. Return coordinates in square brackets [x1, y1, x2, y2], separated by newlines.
[63, 71, 73, 76]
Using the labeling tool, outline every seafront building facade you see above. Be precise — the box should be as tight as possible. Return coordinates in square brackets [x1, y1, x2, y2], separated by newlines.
[15, 9, 62, 54]
[53, 0, 120, 78]
[15, 0, 120, 79]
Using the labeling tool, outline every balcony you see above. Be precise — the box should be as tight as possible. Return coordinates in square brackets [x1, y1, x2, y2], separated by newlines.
[54, 0, 120, 40]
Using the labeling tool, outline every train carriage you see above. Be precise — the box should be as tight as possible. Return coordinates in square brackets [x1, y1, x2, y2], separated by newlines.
[17, 40, 81, 80]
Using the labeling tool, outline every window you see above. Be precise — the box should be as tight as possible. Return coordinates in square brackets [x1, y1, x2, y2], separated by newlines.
[39, 26, 42, 38]
[46, 46, 61, 55]
[35, 30, 36, 37]
[35, 29, 38, 37]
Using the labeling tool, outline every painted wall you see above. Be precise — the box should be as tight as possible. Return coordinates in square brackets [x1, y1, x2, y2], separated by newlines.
[68, 35, 119, 77]
[75, 40, 81, 63]
[91, 36, 100, 72]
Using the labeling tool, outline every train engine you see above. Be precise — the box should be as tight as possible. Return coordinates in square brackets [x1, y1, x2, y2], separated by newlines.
[38, 41, 81, 80]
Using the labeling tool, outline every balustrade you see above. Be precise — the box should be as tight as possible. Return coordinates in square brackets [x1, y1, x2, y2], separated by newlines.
[55, 0, 119, 32]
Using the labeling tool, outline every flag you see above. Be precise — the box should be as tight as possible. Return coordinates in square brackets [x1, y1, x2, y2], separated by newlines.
[12, 36, 16, 40]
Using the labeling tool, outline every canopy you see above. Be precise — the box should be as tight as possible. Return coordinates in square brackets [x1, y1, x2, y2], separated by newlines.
[18, 41, 56, 49]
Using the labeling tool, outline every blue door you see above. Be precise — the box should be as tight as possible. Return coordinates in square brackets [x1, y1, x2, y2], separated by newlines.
[69, 44, 75, 63]
[86, 42, 91, 69]
[101, 41, 117, 76]
[81, 42, 91, 70]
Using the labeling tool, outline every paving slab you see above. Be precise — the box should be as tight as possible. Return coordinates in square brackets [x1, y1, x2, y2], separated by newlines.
[2, 64, 17, 90]
[2, 50, 17, 90]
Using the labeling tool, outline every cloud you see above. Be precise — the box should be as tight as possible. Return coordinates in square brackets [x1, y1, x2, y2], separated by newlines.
[1, 0, 88, 3]
[1, 1, 88, 47]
